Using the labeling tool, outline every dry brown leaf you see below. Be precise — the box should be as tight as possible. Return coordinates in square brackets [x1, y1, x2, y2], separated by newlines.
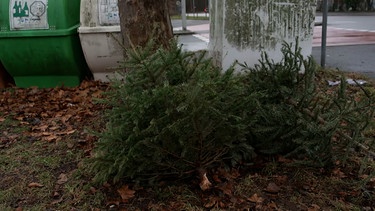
[264, 182, 281, 194]
[49, 126, 60, 131]
[57, 129, 76, 135]
[308, 204, 321, 211]
[117, 185, 135, 202]
[42, 132, 52, 136]
[248, 193, 264, 203]
[51, 197, 63, 205]
[28, 182, 44, 188]
[199, 173, 212, 191]
[53, 191, 60, 198]
[32, 125, 49, 132]
[204, 196, 219, 208]
[212, 174, 222, 183]
[57, 173, 68, 185]
[61, 114, 73, 123]
[92, 90, 103, 98]
[267, 201, 279, 209]
[217, 182, 233, 196]
[44, 135, 58, 142]
[0, 117, 5, 122]
[278, 156, 292, 163]
[15, 116, 24, 121]
[89, 186, 97, 194]
[332, 168, 346, 178]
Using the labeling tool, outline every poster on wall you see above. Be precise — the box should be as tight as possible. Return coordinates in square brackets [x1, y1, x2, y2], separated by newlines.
[10, 0, 49, 30]
[98, 0, 120, 26]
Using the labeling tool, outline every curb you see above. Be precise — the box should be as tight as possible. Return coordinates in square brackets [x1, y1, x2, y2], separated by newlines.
[174, 30, 195, 35]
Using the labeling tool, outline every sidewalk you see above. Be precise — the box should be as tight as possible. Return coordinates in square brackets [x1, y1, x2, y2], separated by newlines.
[174, 24, 209, 52]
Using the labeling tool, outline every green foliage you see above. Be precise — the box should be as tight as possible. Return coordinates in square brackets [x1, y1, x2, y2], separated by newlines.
[92, 40, 256, 183]
[240, 42, 374, 166]
[92, 40, 374, 184]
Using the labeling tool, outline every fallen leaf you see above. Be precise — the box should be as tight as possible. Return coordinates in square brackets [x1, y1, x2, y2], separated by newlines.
[332, 168, 346, 178]
[117, 185, 135, 202]
[28, 182, 44, 188]
[32, 125, 49, 132]
[56, 129, 76, 135]
[67, 143, 74, 149]
[0, 117, 5, 122]
[42, 132, 52, 136]
[267, 201, 278, 209]
[276, 175, 288, 184]
[212, 174, 222, 183]
[248, 193, 264, 203]
[53, 191, 60, 198]
[264, 182, 280, 194]
[15, 116, 24, 121]
[308, 204, 321, 211]
[44, 135, 58, 142]
[199, 173, 212, 191]
[218, 201, 226, 208]
[57, 173, 68, 185]
[278, 156, 292, 163]
[89, 187, 97, 194]
[51, 197, 63, 205]
[204, 196, 219, 208]
[49, 126, 60, 131]
[217, 182, 233, 196]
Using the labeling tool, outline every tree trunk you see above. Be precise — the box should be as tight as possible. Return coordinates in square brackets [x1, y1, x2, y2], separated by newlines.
[118, 0, 173, 49]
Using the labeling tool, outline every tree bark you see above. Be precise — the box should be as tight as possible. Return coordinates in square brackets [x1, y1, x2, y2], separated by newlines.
[118, 0, 173, 49]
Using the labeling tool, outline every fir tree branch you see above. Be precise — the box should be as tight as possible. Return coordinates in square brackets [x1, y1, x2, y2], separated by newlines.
[288, 99, 375, 158]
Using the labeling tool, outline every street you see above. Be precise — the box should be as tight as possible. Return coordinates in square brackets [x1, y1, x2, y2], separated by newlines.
[313, 13, 375, 78]
[173, 13, 375, 79]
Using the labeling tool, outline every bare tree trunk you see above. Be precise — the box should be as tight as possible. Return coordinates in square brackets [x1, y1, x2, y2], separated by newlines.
[118, 0, 173, 49]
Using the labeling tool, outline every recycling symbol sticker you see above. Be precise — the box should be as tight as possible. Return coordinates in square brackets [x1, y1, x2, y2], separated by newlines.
[10, 0, 49, 30]
[30, 1, 46, 17]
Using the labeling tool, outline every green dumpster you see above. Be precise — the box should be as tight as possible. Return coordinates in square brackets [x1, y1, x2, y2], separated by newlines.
[0, 0, 91, 88]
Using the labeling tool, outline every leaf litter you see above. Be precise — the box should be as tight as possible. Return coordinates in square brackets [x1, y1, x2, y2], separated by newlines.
[0, 80, 108, 145]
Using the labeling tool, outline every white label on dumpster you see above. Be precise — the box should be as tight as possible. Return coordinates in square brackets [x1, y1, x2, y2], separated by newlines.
[98, 0, 120, 26]
[9, 0, 49, 30]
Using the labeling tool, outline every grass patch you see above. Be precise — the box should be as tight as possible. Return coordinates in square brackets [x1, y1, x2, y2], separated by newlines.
[0, 138, 104, 210]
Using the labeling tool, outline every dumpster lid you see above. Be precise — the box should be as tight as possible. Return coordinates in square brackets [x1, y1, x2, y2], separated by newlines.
[78, 26, 121, 34]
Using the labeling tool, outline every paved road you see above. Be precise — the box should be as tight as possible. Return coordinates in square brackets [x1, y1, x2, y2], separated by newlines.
[313, 13, 375, 79]
[312, 44, 375, 79]
[173, 14, 375, 79]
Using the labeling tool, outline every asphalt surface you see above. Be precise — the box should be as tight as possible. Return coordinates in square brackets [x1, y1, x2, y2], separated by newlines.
[312, 45, 375, 79]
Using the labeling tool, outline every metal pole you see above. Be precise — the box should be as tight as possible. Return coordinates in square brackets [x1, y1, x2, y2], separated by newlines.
[181, 0, 187, 31]
[321, 0, 328, 68]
